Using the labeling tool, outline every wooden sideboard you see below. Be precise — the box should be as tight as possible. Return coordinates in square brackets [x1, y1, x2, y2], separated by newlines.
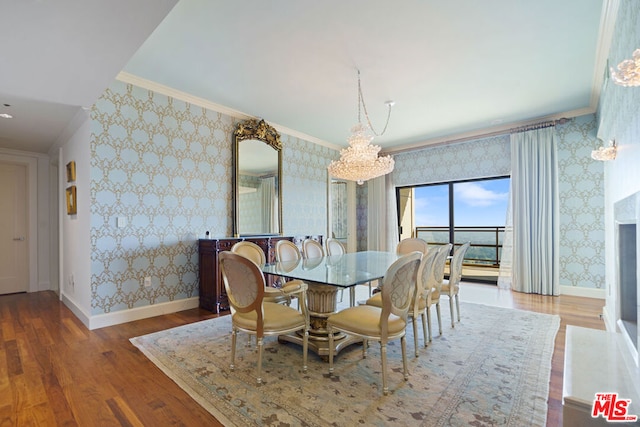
[198, 235, 323, 313]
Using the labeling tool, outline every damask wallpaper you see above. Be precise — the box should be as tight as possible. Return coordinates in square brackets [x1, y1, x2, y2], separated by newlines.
[393, 135, 512, 187]
[555, 115, 605, 290]
[87, 78, 604, 318]
[358, 115, 605, 290]
[90, 81, 335, 315]
[281, 133, 335, 236]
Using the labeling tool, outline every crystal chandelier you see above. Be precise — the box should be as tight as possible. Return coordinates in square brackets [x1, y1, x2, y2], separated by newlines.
[328, 70, 394, 185]
[610, 49, 640, 86]
[591, 139, 617, 161]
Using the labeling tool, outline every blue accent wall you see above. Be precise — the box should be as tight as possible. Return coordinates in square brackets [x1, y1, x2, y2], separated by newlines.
[359, 114, 605, 290]
[90, 81, 335, 315]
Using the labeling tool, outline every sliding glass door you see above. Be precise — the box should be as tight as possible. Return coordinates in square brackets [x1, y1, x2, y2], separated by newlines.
[397, 176, 509, 283]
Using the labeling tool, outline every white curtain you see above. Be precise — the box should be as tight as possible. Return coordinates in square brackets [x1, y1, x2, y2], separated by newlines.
[497, 181, 513, 289]
[367, 174, 399, 251]
[385, 174, 399, 248]
[508, 127, 559, 295]
[261, 176, 276, 233]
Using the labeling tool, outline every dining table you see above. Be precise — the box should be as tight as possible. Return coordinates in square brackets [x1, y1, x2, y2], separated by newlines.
[261, 250, 401, 358]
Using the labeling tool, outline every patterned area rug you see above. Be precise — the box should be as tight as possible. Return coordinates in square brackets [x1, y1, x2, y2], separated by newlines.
[130, 302, 559, 426]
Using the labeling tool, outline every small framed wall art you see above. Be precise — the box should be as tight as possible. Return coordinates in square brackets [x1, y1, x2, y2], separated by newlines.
[66, 186, 77, 215]
[66, 160, 76, 182]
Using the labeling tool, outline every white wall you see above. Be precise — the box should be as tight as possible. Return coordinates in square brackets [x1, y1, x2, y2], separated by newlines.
[598, 0, 640, 330]
[59, 114, 93, 328]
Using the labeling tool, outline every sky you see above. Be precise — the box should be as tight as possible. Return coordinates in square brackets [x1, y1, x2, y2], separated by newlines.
[413, 178, 510, 227]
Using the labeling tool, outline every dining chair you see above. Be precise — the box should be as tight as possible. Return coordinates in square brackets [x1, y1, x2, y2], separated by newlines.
[276, 239, 303, 263]
[396, 237, 429, 255]
[325, 238, 354, 305]
[302, 238, 324, 259]
[275, 240, 306, 307]
[427, 243, 453, 341]
[327, 251, 422, 395]
[231, 241, 291, 306]
[325, 237, 346, 256]
[219, 251, 309, 384]
[441, 242, 471, 327]
[365, 246, 439, 356]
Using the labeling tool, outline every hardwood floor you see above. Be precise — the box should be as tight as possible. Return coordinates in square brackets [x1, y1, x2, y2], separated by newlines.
[0, 286, 604, 426]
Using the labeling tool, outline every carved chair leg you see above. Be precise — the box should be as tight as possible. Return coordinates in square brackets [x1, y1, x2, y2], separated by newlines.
[412, 316, 419, 357]
[230, 328, 237, 371]
[426, 308, 433, 342]
[401, 335, 409, 381]
[328, 326, 334, 376]
[380, 342, 388, 396]
[449, 297, 455, 328]
[302, 328, 308, 373]
[257, 337, 264, 385]
[421, 312, 428, 347]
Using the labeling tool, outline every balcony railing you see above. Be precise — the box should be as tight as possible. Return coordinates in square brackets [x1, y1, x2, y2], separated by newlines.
[414, 226, 505, 267]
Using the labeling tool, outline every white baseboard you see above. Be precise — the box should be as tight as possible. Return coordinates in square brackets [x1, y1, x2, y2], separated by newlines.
[61, 293, 91, 329]
[560, 285, 606, 299]
[88, 297, 200, 330]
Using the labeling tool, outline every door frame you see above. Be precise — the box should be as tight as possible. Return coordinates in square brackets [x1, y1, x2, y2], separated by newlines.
[0, 151, 38, 293]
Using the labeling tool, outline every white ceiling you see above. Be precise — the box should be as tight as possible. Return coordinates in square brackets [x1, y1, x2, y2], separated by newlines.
[0, 0, 178, 153]
[0, 0, 611, 154]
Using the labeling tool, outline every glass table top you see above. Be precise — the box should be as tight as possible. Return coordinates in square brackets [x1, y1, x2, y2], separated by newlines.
[261, 250, 401, 288]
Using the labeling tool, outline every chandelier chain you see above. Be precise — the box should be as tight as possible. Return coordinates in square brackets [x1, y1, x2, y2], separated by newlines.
[327, 69, 395, 185]
[357, 69, 392, 137]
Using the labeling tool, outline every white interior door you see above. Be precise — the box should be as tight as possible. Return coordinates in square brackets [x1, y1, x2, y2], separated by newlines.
[0, 162, 28, 294]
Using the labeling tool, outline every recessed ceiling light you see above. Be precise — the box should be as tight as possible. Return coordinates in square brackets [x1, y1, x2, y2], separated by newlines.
[0, 113, 12, 119]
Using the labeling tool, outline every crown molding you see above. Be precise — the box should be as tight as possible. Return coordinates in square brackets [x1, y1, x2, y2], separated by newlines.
[589, 0, 620, 110]
[384, 106, 595, 155]
[116, 72, 340, 151]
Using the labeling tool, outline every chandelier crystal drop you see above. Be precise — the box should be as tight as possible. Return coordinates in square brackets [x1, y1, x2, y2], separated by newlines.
[610, 49, 640, 87]
[327, 70, 395, 185]
[591, 139, 617, 161]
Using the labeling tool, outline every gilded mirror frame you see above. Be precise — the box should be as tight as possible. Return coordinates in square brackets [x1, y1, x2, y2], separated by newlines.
[232, 118, 283, 236]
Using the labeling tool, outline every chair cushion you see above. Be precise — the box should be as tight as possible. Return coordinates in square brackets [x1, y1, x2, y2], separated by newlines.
[327, 305, 405, 337]
[232, 302, 305, 333]
[281, 279, 306, 294]
[364, 293, 382, 307]
[263, 287, 290, 304]
[441, 281, 458, 295]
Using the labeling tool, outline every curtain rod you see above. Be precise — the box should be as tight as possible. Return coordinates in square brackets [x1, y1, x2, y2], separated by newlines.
[510, 118, 569, 134]
[386, 117, 571, 155]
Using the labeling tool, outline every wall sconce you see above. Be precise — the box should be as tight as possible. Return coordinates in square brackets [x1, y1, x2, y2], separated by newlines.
[610, 49, 640, 86]
[591, 139, 617, 161]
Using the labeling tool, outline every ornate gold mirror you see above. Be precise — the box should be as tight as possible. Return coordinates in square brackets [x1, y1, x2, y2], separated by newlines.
[233, 119, 283, 236]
